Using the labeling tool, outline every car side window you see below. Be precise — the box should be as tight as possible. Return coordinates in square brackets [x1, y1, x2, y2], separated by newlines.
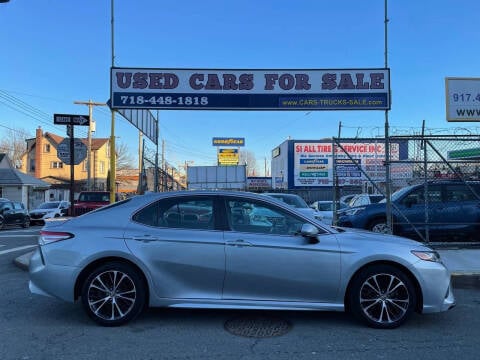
[226, 198, 308, 236]
[446, 185, 480, 202]
[133, 197, 214, 230]
[403, 185, 442, 205]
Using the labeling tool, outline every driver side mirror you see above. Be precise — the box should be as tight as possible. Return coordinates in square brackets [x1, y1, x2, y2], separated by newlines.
[301, 223, 320, 244]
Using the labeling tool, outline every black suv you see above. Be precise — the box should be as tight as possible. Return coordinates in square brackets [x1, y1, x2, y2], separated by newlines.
[0, 199, 30, 229]
[337, 181, 480, 242]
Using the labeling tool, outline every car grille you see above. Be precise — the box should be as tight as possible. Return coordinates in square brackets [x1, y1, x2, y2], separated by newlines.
[74, 207, 96, 216]
[30, 213, 44, 219]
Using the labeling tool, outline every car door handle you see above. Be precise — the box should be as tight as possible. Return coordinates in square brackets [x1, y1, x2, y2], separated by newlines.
[226, 239, 252, 247]
[132, 235, 159, 243]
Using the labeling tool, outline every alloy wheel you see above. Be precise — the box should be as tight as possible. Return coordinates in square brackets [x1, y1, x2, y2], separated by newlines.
[359, 273, 410, 325]
[87, 270, 137, 321]
[371, 222, 390, 233]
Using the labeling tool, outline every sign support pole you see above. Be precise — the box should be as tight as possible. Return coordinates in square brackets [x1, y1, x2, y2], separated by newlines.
[69, 128, 75, 216]
[384, 0, 392, 234]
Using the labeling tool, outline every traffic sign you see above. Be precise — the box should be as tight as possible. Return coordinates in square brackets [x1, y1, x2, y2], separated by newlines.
[57, 138, 88, 165]
[54, 113, 90, 126]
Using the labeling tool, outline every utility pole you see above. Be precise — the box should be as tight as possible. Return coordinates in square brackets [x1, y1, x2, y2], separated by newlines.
[74, 100, 107, 190]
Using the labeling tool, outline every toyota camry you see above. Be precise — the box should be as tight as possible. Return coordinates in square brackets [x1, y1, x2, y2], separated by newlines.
[29, 190, 455, 328]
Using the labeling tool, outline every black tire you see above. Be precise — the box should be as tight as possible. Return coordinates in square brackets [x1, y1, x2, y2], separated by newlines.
[81, 262, 146, 327]
[0, 216, 4, 230]
[22, 217, 30, 228]
[348, 264, 416, 329]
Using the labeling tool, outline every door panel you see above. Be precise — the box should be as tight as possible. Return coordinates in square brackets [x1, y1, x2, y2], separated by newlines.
[124, 225, 225, 300]
[223, 231, 341, 303]
[222, 196, 341, 303]
[124, 195, 225, 300]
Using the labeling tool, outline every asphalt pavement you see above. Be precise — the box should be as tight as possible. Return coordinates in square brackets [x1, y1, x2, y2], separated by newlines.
[13, 245, 480, 276]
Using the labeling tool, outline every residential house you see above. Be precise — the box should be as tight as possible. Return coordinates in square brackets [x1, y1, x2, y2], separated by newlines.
[20, 127, 111, 200]
[0, 153, 50, 210]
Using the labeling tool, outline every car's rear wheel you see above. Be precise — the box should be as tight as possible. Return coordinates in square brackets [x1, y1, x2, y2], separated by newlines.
[349, 264, 416, 329]
[81, 262, 146, 326]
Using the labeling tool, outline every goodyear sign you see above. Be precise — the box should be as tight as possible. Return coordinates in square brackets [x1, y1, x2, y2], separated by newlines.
[218, 148, 239, 165]
[212, 137, 245, 146]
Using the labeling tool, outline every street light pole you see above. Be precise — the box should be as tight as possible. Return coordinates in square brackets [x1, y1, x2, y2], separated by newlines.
[109, 0, 116, 202]
[74, 100, 107, 190]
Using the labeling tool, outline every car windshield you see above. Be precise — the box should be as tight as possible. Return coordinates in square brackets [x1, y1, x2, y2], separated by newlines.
[37, 202, 60, 209]
[267, 194, 308, 208]
[317, 202, 334, 211]
[380, 185, 416, 203]
[78, 193, 109, 202]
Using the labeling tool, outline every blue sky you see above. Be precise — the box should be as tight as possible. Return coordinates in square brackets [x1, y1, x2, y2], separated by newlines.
[2, 0, 480, 174]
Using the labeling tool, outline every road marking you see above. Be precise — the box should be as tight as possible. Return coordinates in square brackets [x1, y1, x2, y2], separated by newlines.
[0, 235, 39, 238]
[0, 245, 37, 255]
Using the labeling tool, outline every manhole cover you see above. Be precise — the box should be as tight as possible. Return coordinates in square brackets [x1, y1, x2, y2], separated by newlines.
[224, 315, 292, 338]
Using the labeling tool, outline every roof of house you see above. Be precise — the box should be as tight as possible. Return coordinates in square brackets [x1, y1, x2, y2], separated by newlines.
[0, 168, 50, 188]
[25, 132, 107, 149]
[43, 132, 109, 151]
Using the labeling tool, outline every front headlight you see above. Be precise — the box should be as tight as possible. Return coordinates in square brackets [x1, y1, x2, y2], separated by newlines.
[411, 250, 441, 262]
[344, 207, 366, 216]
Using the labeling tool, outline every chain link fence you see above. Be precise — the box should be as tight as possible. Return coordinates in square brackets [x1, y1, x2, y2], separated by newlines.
[333, 135, 480, 243]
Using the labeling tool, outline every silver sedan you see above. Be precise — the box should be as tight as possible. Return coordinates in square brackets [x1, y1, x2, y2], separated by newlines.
[29, 190, 455, 328]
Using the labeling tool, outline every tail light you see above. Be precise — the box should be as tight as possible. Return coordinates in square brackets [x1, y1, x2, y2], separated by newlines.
[39, 231, 74, 245]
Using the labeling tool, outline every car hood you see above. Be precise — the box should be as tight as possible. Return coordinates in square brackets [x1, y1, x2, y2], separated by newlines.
[335, 226, 426, 248]
[30, 209, 55, 214]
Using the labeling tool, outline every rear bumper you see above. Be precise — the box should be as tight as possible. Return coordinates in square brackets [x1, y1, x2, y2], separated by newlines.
[28, 247, 79, 302]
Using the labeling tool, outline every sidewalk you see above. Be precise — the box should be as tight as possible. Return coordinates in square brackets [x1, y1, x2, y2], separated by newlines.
[436, 248, 480, 276]
[14, 248, 480, 276]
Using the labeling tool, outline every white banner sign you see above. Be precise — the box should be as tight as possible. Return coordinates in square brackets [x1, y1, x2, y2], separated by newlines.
[445, 77, 480, 122]
[111, 68, 390, 111]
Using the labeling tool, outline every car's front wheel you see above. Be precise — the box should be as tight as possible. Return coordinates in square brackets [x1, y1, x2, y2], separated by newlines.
[348, 264, 416, 329]
[369, 218, 390, 233]
[81, 262, 146, 326]
[22, 217, 30, 228]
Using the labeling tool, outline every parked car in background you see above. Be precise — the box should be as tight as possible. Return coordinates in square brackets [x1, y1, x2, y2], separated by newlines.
[0, 199, 30, 229]
[29, 201, 70, 225]
[337, 180, 480, 242]
[72, 191, 120, 216]
[310, 200, 347, 225]
[339, 194, 356, 207]
[29, 190, 455, 328]
[347, 193, 385, 208]
[263, 193, 324, 221]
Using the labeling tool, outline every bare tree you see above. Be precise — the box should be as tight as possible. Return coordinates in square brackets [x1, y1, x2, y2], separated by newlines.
[0, 128, 31, 168]
[239, 150, 258, 176]
[115, 141, 136, 170]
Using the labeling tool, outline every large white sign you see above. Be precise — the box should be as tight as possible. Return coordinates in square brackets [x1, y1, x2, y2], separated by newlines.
[293, 142, 400, 187]
[111, 68, 390, 111]
[445, 77, 480, 122]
